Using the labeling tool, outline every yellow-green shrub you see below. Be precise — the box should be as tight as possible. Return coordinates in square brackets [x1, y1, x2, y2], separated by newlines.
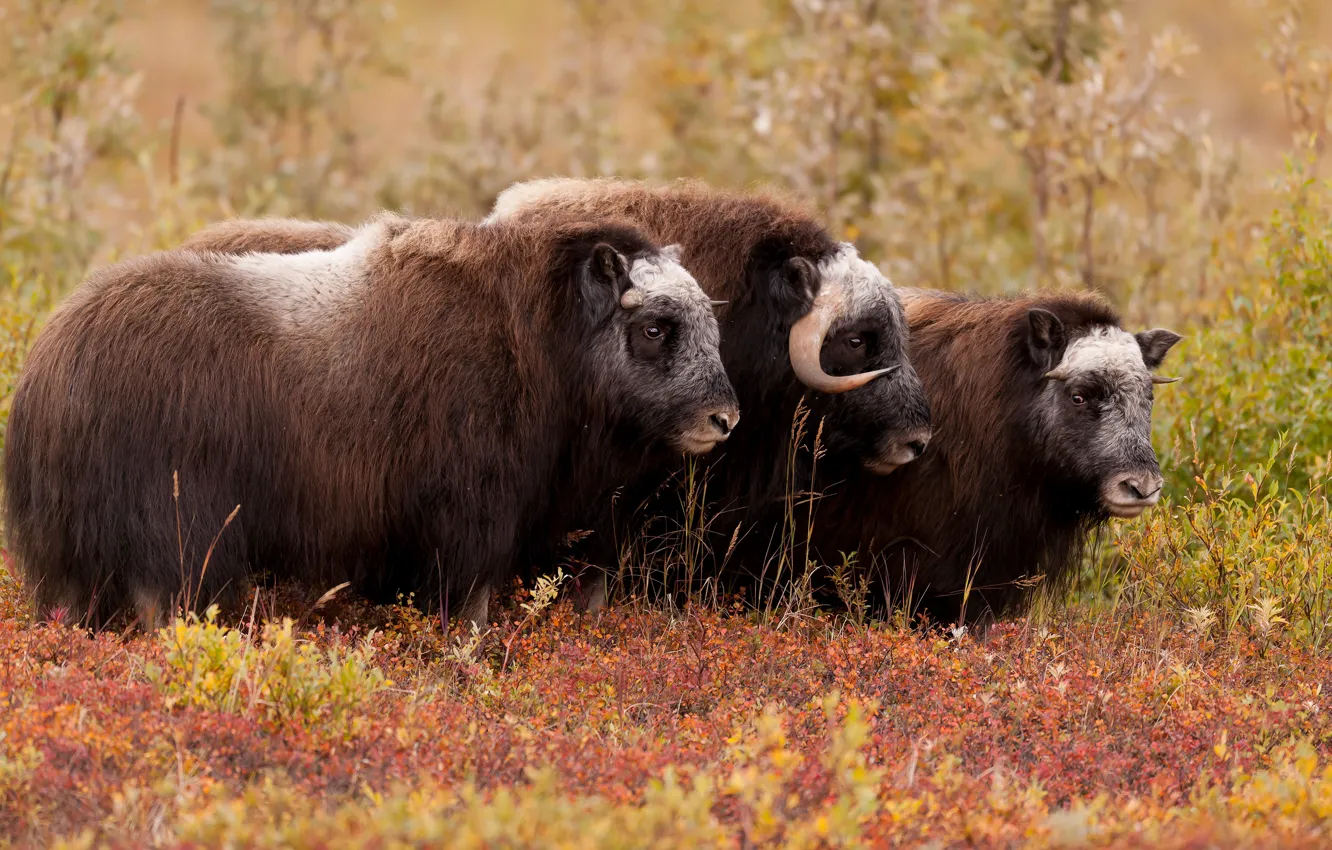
[1218, 742, 1332, 831]
[145, 607, 390, 738]
[1115, 447, 1332, 650]
[135, 695, 881, 849]
[1153, 161, 1332, 499]
[0, 554, 27, 624]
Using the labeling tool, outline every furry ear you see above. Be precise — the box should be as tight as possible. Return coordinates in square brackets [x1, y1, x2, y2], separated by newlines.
[659, 243, 684, 264]
[780, 256, 818, 302]
[581, 243, 632, 322]
[1135, 328, 1182, 370]
[590, 243, 630, 294]
[1027, 308, 1066, 371]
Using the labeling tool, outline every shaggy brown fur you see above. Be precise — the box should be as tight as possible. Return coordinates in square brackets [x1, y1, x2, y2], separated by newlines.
[806, 289, 1167, 624]
[180, 218, 355, 255]
[485, 178, 932, 606]
[6, 213, 736, 628]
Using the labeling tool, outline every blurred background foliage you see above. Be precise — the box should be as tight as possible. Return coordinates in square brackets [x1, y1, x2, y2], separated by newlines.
[0, 0, 1331, 641]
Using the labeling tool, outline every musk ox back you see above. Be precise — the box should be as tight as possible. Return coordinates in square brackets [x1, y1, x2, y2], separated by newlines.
[5, 214, 738, 628]
[807, 289, 1181, 625]
[179, 218, 356, 255]
[485, 178, 933, 607]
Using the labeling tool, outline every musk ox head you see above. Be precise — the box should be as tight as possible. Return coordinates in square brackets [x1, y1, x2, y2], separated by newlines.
[1026, 310, 1182, 518]
[577, 239, 739, 455]
[783, 245, 933, 474]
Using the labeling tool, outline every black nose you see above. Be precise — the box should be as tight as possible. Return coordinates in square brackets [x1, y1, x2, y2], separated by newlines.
[710, 413, 733, 436]
[907, 440, 927, 459]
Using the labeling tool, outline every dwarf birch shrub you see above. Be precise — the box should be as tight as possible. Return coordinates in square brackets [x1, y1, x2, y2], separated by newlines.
[1152, 160, 1332, 499]
[0, 739, 42, 801]
[0, 551, 31, 625]
[1218, 742, 1332, 831]
[154, 695, 881, 849]
[1115, 444, 1332, 650]
[146, 606, 390, 738]
[620, 0, 1244, 319]
[0, 0, 142, 303]
[362, 0, 1244, 325]
[0, 737, 43, 839]
[1110, 169, 1331, 641]
[378, 0, 656, 218]
[1090, 7, 1332, 643]
[191, 0, 405, 221]
[0, 0, 145, 459]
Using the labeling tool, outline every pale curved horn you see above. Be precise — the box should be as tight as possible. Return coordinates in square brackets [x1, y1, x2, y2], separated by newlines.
[1151, 375, 1181, 384]
[788, 284, 898, 394]
[1045, 367, 1072, 381]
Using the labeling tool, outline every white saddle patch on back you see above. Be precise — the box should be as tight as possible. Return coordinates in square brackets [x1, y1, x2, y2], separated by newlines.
[484, 177, 595, 224]
[228, 221, 386, 332]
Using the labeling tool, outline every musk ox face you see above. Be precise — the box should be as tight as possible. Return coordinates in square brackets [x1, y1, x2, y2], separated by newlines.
[785, 245, 933, 474]
[1026, 309, 1182, 518]
[583, 242, 739, 455]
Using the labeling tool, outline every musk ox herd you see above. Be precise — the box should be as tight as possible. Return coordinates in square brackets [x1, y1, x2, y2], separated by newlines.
[4, 178, 1181, 631]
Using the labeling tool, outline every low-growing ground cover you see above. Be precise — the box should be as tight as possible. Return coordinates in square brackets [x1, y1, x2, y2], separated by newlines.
[2, 576, 1332, 847]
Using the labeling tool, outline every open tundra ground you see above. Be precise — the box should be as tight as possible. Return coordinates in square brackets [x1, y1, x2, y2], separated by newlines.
[2, 0, 1332, 846]
[3, 585, 1332, 848]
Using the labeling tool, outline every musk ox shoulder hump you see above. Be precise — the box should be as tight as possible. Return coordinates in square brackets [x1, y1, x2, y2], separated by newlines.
[181, 218, 357, 255]
[483, 176, 634, 224]
[225, 218, 391, 332]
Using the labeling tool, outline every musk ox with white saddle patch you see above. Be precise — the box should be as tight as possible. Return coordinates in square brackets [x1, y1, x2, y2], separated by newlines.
[807, 289, 1181, 625]
[5, 212, 738, 628]
[179, 184, 936, 610]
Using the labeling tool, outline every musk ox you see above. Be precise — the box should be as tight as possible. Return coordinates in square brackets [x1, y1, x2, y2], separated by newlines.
[5, 213, 739, 629]
[806, 289, 1181, 625]
[178, 217, 355, 255]
[484, 178, 933, 608]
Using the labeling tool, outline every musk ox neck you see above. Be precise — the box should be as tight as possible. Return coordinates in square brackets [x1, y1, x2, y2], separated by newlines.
[491, 178, 839, 302]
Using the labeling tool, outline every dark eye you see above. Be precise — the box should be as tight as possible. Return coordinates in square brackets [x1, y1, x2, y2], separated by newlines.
[847, 336, 865, 350]
[1071, 393, 1086, 406]
[643, 324, 664, 341]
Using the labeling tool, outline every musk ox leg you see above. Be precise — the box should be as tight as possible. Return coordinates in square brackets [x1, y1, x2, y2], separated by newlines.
[134, 588, 168, 633]
[457, 583, 491, 628]
[571, 520, 620, 614]
[573, 568, 607, 614]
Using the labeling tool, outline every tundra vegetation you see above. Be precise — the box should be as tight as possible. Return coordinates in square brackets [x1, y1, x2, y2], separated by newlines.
[1, 0, 1331, 846]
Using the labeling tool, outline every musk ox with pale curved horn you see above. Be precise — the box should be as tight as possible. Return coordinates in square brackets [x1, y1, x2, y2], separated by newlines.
[483, 177, 933, 609]
[805, 289, 1182, 626]
[5, 213, 738, 629]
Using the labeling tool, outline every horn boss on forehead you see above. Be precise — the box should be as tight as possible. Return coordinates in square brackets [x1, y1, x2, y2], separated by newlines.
[787, 258, 900, 395]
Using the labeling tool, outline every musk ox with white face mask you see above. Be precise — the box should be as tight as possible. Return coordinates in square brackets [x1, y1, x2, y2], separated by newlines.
[5, 213, 737, 629]
[808, 289, 1181, 625]
[1033, 318, 1179, 518]
[485, 177, 933, 609]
